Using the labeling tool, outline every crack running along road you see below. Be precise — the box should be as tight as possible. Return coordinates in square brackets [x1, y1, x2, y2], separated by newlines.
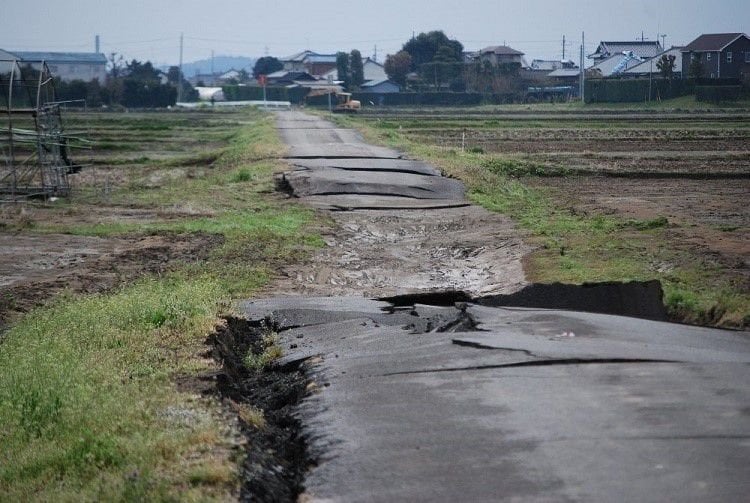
[243, 111, 750, 502]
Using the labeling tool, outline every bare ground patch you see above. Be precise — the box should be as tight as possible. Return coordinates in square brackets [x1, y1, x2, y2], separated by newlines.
[0, 230, 223, 326]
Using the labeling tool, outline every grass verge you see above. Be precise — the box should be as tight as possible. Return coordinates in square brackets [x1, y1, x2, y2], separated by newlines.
[0, 108, 323, 500]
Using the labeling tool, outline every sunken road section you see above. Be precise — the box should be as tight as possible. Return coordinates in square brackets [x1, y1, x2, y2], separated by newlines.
[270, 111, 528, 298]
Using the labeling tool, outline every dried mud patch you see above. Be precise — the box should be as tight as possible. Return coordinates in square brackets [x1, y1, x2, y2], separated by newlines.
[0, 231, 224, 326]
[206, 317, 315, 502]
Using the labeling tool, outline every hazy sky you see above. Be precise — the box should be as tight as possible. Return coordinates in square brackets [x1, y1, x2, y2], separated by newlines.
[2, 0, 748, 65]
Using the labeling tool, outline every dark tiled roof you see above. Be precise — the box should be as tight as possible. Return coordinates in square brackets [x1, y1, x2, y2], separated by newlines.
[480, 45, 524, 56]
[683, 33, 748, 52]
[9, 51, 107, 64]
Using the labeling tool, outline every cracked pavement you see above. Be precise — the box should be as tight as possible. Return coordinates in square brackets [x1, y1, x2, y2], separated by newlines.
[244, 111, 750, 502]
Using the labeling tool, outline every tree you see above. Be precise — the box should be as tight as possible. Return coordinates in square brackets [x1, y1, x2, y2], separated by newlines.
[124, 60, 160, 81]
[237, 69, 250, 83]
[253, 56, 283, 78]
[688, 55, 704, 79]
[166, 66, 182, 85]
[107, 52, 125, 78]
[336, 52, 351, 89]
[402, 31, 463, 70]
[384, 50, 412, 87]
[656, 54, 676, 79]
[350, 49, 364, 89]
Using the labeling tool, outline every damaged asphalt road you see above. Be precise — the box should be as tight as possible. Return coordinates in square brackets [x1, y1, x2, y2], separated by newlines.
[234, 111, 750, 502]
[242, 296, 750, 503]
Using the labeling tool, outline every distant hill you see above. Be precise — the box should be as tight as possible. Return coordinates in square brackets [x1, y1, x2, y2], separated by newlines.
[167, 55, 256, 77]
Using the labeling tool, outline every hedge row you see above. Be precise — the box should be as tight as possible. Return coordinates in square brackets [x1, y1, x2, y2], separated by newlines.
[695, 85, 746, 103]
[305, 92, 522, 107]
[221, 85, 309, 104]
[585, 79, 694, 103]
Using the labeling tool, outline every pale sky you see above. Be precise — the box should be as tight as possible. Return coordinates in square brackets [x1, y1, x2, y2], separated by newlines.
[2, 0, 748, 65]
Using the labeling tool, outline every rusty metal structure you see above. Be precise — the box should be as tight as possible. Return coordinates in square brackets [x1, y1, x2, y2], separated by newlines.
[1, 59, 82, 200]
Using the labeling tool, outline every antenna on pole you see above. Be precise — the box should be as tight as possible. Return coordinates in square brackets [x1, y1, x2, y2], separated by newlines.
[95, 35, 100, 54]
[373, 44, 378, 62]
[661, 34, 667, 49]
[178, 33, 184, 103]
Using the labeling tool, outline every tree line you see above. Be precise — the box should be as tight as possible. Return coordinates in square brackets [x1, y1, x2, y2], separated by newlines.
[54, 55, 197, 108]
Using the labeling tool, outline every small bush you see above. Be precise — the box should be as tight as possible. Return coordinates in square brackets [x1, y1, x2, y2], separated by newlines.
[229, 168, 253, 183]
[482, 157, 568, 177]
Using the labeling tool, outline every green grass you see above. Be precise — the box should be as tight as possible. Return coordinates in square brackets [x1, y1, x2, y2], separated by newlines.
[0, 277, 232, 501]
[0, 107, 324, 500]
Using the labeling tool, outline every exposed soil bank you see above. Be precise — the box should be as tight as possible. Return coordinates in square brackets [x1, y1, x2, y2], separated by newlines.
[206, 317, 314, 502]
[380, 280, 667, 322]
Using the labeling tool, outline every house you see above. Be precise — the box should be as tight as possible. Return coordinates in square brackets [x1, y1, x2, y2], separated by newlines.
[681, 33, 750, 79]
[530, 59, 577, 71]
[281, 51, 336, 77]
[266, 70, 316, 85]
[624, 47, 684, 78]
[475, 46, 525, 66]
[548, 68, 581, 85]
[588, 41, 663, 62]
[320, 57, 388, 85]
[363, 58, 387, 82]
[589, 52, 644, 77]
[3, 50, 107, 82]
[360, 79, 400, 93]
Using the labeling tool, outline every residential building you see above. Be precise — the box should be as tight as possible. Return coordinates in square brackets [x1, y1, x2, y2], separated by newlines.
[624, 47, 684, 78]
[681, 33, 750, 79]
[320, 57, 388, 85]
[360, 79, 400, 93]
[589, 52, 644, 77]
[3, 50, 107, 82]
[266, 70, 316, 85]
[530, 59, 577, 71]
[475, 46, 525, 66]
[548, 68, 581, 86]
[282, 50, 336, 77]
[588, 41, 663, 62]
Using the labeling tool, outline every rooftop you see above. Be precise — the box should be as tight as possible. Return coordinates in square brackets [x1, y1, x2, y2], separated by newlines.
[683, 33, 748, 52]
[480, 45, 524, 56]
[7, 51, 107, 64]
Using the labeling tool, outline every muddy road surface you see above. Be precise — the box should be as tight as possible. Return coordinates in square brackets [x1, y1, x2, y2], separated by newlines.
[237, 111, 750, 502]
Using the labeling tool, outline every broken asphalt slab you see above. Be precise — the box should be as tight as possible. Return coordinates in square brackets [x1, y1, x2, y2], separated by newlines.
[241, 296, 750, 503]
[276, 110, 466, 210]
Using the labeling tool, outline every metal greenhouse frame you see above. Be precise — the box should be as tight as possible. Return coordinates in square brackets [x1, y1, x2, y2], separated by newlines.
[1, 59, 82, 200]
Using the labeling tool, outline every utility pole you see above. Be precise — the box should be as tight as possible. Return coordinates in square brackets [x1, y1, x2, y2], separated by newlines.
[210, 50, 215, 86]
[95, 34, 100, 54]
[178, 32, 184, 103]
[562, 35, 566, 60]
[580, 32, 585, 102]
[373, 44, 378, 62]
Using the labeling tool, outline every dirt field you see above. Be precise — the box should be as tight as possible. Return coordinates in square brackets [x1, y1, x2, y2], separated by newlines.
[0, 109, 243, 326]
[353, 109, 750, 327]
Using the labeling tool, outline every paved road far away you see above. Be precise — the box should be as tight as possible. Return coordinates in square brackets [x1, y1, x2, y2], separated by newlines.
[244, 111, 750, 502]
